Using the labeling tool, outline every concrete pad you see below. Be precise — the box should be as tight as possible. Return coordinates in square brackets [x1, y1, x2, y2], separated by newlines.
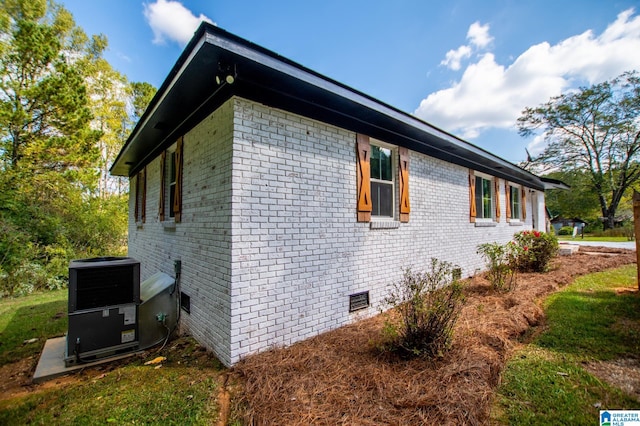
[33, 337, 139, 383]
[558, 244, 580, 256]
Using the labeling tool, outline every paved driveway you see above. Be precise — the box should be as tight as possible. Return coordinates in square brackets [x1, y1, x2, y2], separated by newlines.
[561, 240, 637, 250]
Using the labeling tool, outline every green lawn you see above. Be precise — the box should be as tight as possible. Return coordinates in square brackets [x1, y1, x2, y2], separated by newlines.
[493, 264, 640, 425]
[0, 290, 224, 425]
[557, 235, 631, 242]
[0, 288, 68, 365]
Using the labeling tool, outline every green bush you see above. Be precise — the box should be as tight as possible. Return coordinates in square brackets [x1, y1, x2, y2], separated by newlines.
[557, 226, 574, 235]
[513, 230, 559, 273]
[477, 241, 522, 292]
[381, 259, 465, 358]
[0, 171, 128, 298]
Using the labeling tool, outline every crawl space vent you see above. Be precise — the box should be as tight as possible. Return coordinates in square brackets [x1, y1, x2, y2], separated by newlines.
[180, 291, 191, 313]
[349, 291, 369, 312]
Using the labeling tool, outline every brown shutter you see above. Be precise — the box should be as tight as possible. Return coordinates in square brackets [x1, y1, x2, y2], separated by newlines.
[134, 174, 140, 222]
[159, 150, 166, 222]
[521, 187, 527, 220]
[494, 178, 501, 222]
[505, 182, 512, 219]
[356, 134, 372, 222]
[469, 170, 476, 223]
[398, 147, 410, 223]
[136, 168, 146, 223]
[173, 136, 184, 223]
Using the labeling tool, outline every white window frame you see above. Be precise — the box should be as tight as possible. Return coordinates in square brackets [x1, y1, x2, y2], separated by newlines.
[509, 183, 522, 221]
[474, 172, 494, 221]
[370, 139, 396, 220]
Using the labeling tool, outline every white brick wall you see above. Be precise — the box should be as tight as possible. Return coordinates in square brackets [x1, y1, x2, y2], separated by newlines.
[128, 99, 235, 366]
[128, 96, 544, 366]
[226, 97, 541, 364]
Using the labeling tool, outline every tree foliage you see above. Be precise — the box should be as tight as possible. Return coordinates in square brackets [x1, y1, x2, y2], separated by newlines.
[543, 170, 601, 219]
[0, 0, 104, 185]
[130, 81, 156, 122]
[518, 71, 640, 229]
[0, 0, 153, 296]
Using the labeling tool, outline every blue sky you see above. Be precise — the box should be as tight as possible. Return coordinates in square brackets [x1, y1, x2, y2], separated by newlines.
[59, 0, 640, 163]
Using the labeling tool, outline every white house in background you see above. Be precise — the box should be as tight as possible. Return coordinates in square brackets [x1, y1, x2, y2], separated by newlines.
[110, 23, 547, 367]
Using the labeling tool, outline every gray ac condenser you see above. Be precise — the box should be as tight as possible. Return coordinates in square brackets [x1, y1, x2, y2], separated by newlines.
[65, 257, 140, 366]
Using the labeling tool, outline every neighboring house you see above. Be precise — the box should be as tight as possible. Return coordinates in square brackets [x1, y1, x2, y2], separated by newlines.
[550, 217, 587, 234]
[111, 23, 547, 366]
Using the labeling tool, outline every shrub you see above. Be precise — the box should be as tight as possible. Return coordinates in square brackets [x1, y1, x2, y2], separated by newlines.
[557, 226, 574, 235]
[381, 259, 465, 358]
[477, 241, 522, 292]
[513, 230, 559, 272]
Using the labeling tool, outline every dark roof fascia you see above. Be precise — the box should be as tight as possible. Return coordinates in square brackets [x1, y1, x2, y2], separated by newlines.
[541, 177, 571, 190]
[110, 24, 210, 176]
[111, 23, 545, 191]
[200, 26, 543, 189]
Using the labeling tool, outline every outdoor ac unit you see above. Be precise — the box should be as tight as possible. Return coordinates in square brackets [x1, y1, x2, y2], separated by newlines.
[65, 257, 140, 366]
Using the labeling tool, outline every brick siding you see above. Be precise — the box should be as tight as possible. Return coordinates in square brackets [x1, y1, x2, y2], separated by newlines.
[128, 96, 543, 366]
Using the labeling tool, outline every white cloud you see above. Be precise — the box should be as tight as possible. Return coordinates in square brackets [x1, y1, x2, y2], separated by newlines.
[143, 0, 214, 45]
[467, 22, 493, 48]
[416, 8, 640, 141]
[440, 21, 492, 70]
[526, 134, 548, 157]
[441, 45, 472, 70]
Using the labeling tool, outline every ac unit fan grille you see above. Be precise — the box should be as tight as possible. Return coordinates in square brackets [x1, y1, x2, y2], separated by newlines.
[75, 265, 136, 310]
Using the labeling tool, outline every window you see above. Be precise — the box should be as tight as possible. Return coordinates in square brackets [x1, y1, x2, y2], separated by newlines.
[510, 185, 521, 220]
[474, 174, 494, 220]
[159, 137, 183, 223]
[168, 150, 177, 218]
[356, 134, 409, 223]
[370, 142, 394, 218]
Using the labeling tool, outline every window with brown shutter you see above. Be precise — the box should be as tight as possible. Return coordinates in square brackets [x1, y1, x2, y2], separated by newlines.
[507, 183, 528, 222]
[494, 178, 501, 222]
[356, 134, 372, 222]
[135, 168, 146, 223]
[398, 147, 410, 223]
[173, 136, 184, 223]
[505, 181, 512, 219]
[468, 170, 476, 223]
[471, 171, 496, 222]
[159, 151, 166, 222]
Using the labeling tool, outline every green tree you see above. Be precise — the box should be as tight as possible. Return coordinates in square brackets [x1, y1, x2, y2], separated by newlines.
[518, 71, 640, 229]
[0, 0, 132, 296]
[543, 170, 601, 219]
[130, 81, 156, 121]
[0, 0, 102, 185]
[86, 58, 129, 196]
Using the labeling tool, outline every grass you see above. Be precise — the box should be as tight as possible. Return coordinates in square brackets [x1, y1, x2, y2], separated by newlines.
[0, 288, 68, 365]
[557, 235, 631, 242]
[493, 264, 640, 425]
[0, 290, 224, 425]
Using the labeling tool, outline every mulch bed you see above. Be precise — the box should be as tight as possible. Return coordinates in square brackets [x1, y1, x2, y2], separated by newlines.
[231, 247, 636, 425]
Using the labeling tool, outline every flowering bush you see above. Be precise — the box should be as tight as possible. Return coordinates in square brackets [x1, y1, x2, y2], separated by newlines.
[513, 230, 558, 272]
[477, 241, 522, 292]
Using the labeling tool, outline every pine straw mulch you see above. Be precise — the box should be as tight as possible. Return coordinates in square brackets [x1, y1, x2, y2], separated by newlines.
[230, 247, 636, 425]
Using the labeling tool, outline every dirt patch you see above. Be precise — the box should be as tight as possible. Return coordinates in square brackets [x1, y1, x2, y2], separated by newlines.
[584, 358, 640, 401]
[0, 355, 88, 402]
[0, 339, 203, 402]
[231, 247, 636, 425]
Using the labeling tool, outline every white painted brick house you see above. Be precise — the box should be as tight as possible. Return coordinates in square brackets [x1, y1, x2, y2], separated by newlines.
[111, 24, 548, 366]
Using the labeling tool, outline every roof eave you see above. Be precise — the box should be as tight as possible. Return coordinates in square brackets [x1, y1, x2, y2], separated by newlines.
[111, 23, 544, 191]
